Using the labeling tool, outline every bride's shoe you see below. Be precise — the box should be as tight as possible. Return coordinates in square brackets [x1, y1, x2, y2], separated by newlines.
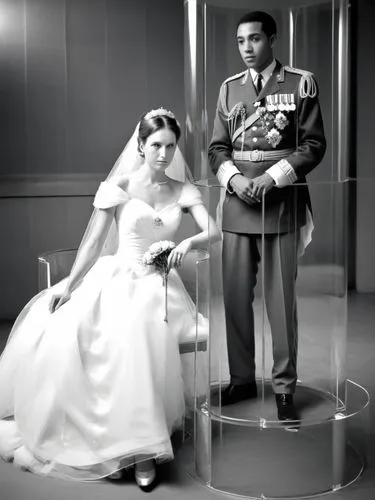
[0, 420, 21, 462]
[134, 460, 157, 492]
[13, 446, 52, 475]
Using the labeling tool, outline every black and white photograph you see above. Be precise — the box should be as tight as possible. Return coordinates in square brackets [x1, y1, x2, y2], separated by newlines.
[0, 1, 374, 499]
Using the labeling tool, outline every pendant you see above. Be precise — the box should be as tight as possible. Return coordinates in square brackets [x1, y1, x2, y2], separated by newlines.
[153, 216, 164, 227]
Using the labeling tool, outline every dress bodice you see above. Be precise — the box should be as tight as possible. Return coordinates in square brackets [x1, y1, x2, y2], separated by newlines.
[93, 181, 202, 263]
[115, 198, 182, 260]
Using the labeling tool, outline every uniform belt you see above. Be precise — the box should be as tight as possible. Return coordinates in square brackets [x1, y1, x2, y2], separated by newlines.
[232, 148, 295, 162]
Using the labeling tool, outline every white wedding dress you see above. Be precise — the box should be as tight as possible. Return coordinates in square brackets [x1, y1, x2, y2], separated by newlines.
[0, 181, 208, 480]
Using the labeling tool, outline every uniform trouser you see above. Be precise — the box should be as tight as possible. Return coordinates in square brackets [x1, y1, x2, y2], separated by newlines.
[222, 230, 298, 394]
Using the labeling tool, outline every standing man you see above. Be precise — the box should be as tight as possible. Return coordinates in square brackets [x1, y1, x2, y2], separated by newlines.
[208, 11, 326, 422]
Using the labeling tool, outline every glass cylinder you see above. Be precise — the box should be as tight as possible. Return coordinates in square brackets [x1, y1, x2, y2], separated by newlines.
[183, 1, 369, 497]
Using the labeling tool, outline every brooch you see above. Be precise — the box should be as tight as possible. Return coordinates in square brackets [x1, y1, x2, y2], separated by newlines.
[153, 217, 164, 227]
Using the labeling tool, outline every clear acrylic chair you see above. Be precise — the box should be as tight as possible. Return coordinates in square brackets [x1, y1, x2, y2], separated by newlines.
[38, 248, 207, 354]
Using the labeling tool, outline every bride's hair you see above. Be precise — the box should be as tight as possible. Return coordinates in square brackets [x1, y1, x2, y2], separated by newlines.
[137, 112, 181, 155]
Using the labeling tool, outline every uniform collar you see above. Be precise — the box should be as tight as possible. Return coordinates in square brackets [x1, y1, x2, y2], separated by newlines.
[250, 60, 283, 104]
[249, 59, 276, 85]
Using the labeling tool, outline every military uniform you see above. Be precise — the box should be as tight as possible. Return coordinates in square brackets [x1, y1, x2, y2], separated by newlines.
[208, 59, 326, 394]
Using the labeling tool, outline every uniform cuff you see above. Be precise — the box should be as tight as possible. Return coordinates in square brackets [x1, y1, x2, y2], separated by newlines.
[266, 159, 297, 187]
[217, 161, 241, 192]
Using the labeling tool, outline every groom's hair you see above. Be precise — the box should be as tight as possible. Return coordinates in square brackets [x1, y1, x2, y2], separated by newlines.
[237, 11, 277, 39]
[138, 114, 181, 148]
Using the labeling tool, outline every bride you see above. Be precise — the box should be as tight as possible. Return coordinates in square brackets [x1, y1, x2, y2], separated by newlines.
[0, 108, 220, 490]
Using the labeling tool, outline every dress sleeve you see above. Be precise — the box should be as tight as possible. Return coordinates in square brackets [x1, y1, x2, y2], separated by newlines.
[179, 182, 203, 209]
[93, 181, 130, 209]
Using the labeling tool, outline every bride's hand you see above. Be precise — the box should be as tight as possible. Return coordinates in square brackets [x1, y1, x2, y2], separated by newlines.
[49, 291, 72, 313]
[168, 240, 192, 270]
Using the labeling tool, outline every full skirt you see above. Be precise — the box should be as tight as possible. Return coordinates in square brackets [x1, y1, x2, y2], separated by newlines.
[0, 255, 207, 480]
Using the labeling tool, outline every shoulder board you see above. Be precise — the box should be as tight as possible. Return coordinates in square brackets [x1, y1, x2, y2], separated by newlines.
[284, 65, 313, 77]
[283, 66, 317, 98]
[223, 70, 248, 86]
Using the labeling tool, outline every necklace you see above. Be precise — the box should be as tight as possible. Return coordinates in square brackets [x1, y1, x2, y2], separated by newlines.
[156, 180, 168, 185]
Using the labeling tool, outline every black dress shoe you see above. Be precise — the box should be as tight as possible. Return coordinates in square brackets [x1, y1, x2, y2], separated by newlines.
[275, 393, 299, 422]
[220, 382, 257, 406]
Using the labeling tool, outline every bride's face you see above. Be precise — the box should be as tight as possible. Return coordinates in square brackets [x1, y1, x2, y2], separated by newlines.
[141, 129, 177, 172]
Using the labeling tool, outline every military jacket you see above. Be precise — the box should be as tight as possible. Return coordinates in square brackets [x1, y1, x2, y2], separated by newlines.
[208, 60, 326, 234]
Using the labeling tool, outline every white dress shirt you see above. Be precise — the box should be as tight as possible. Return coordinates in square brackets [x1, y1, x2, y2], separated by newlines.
[249, 59, 276, 89]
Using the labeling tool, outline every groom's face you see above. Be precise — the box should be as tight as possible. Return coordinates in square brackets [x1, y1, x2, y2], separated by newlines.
[141, 129, 177, 171]
[237, 21, 275, 73]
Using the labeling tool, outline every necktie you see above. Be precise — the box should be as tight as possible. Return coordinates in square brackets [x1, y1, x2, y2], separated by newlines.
[256, 73, 263, 94]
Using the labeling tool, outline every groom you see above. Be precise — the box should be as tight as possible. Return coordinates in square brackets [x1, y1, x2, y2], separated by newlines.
[208, 11, 326, 422]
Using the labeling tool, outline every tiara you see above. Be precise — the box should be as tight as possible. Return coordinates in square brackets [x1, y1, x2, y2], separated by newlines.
[144, 107, 176, 120]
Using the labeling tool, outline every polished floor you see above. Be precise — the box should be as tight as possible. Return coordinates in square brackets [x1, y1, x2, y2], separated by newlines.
[0, 291, 374, 500]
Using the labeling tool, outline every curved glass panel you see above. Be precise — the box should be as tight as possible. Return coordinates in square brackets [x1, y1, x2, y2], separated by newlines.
[184, 0, 369, 497]
[186, 180, 369, 498]
[194, 179, 353, 421]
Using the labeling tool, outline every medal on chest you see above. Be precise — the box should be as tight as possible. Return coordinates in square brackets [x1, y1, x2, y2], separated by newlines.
[254, 94, 296, 148]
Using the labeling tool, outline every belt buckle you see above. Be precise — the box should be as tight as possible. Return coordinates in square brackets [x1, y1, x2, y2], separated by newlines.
[251, 149, 262, 162]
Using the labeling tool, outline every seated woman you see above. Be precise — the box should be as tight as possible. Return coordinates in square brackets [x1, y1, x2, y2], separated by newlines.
[0, 108, 220, 491]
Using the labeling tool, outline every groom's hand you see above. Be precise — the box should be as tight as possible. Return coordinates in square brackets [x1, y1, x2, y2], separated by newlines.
[251, 173, 275, 199]
[229, 174, 259, 205]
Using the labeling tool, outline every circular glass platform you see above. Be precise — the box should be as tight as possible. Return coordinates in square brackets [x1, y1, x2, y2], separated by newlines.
[180, 379, 369, 499]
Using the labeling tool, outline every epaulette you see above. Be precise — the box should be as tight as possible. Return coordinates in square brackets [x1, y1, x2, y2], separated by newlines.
[219, 70, 249, 115]
[223, 70, 249, 86]
[284, 65, 317, 98]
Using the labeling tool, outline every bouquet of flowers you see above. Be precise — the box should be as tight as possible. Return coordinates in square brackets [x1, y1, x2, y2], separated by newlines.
[143, 240, 176, 322]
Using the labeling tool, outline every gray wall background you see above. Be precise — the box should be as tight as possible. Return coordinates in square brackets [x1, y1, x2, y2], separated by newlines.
[0, 0, 185, 176]
[355, 0, 375, 292]
[0, 0, 374, 318]
[0, 0, 187, 317]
